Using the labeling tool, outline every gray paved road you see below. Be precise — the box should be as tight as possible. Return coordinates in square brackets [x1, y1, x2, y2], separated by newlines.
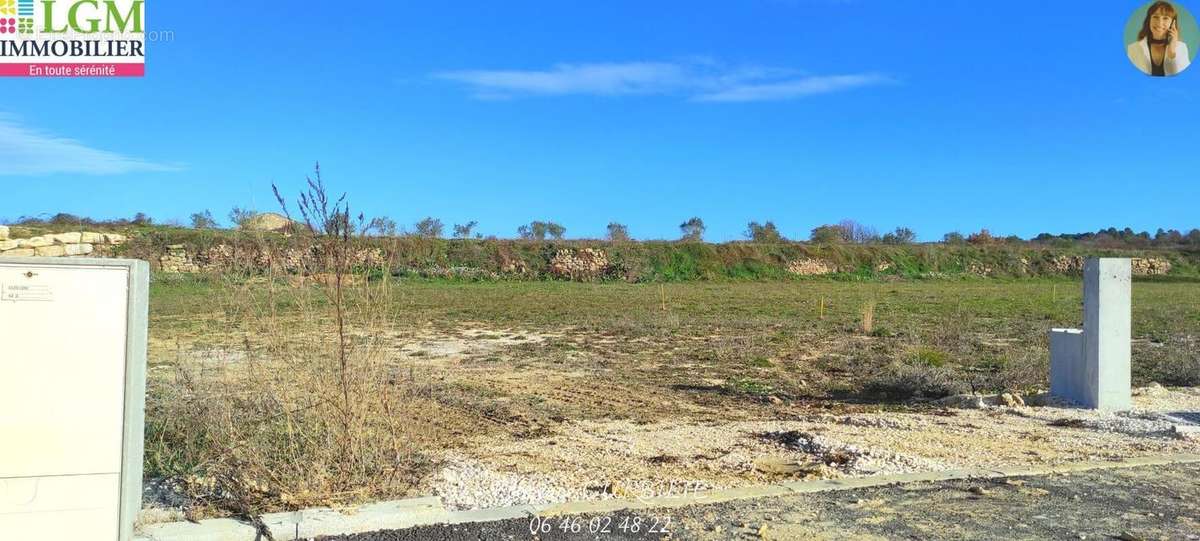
[316, 462, 1200, 540]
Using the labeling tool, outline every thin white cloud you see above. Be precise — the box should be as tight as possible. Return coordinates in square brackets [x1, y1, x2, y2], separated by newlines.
[0, 116, 178, 175]
[434, 60, 891, 102]
[435, 62, 692, 98]
[694, 73, 893, 102]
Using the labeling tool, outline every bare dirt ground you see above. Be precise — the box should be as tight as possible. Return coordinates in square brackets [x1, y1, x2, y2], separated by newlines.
[145, 321, 1200, 514]
[365, 325, 1200, 511]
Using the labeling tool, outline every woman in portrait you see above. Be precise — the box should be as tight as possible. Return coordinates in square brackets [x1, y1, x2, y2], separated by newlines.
[1128, 1, 1191, 76]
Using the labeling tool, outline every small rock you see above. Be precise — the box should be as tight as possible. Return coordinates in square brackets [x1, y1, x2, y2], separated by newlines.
[1000, 393, 1025, 408]
[1170, 425, 1200, 440]
[754, 457, 809, 475]
[1132, 383, 1165, 397]
[935, 394, 987, 409]
[238, 212, 293, 232]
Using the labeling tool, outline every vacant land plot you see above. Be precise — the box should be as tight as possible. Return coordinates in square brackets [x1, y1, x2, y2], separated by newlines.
[142, 276, 1200, 518]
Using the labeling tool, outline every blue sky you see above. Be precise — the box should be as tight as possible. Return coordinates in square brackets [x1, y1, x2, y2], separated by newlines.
[0, 0, 1197, 241]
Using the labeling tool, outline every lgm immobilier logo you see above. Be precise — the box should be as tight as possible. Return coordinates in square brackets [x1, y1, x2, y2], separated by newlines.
[0, 0, 145, 77]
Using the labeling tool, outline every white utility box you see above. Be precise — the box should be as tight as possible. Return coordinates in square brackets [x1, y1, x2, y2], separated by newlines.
[0, 258, 148, 541]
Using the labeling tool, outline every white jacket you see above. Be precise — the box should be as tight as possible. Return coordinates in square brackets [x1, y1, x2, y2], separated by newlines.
[1127, 38, 1191, 76]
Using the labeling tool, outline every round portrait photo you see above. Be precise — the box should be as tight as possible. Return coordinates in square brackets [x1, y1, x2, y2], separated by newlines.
[1125, 1, 1198, 76]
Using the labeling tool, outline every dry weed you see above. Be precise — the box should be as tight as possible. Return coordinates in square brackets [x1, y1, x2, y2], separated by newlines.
[145, 167, 462, 517]
[860, 300, 876, 335]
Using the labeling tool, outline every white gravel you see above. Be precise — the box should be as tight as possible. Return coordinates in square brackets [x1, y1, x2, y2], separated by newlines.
[429, 419, 948, 510]
[429, 385, 1200, 511]
[435, 455, 591, 511]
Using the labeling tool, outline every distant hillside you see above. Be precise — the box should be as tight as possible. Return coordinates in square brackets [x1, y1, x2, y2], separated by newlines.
[122, 229, 1200, 281]
[4, 223, 1197, 281]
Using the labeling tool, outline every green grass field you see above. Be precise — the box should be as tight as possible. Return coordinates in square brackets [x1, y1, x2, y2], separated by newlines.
[149, 275, 1200, 393]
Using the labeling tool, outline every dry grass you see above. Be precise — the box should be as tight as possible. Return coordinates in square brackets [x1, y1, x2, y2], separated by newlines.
[862, 362, 968, 399]
[145, 172, 465, 519]
[145, 275, 473, 517]
[860, 300, 876, 335]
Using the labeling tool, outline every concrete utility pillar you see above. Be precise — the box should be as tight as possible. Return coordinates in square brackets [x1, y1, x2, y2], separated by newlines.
[1083, 258, 1132, 410]
[1048, 258, 1132, 411]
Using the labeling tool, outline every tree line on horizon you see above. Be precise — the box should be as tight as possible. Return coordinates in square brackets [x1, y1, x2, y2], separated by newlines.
[6, 210, 1200, 250]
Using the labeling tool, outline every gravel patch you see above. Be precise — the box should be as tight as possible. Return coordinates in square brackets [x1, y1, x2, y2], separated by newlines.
[429, 419, 947, 510]
[435, 456, 588, 511]
[138, 478, 190, 526]
[427, 385, 1200, 511]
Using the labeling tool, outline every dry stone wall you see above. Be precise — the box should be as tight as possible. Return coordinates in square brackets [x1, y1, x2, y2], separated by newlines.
[785, 255, 1172, 277]
[787, 258, 837, 276]
[0, 230, 126, 258]
[159, 244, 200, 273]
[549, 248, 610, 281]
[1046, 256, 1171, 277]
[1131, 258, 1172, 275]
[156, 244, 387, 274]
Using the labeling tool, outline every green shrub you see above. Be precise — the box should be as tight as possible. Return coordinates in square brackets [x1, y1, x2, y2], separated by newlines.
[909, 347, 950, 367]
[729, 378, 773, 396]
[747, 356, 773, 368]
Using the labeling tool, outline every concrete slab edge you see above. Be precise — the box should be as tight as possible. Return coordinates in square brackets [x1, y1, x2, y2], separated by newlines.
[135, 453, 1200, 540]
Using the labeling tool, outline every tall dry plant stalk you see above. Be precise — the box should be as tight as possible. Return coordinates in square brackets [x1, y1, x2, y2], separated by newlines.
[861, 300, 876, 335]
[273, 166, 362, 468]
[147, 164, 458, 521]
